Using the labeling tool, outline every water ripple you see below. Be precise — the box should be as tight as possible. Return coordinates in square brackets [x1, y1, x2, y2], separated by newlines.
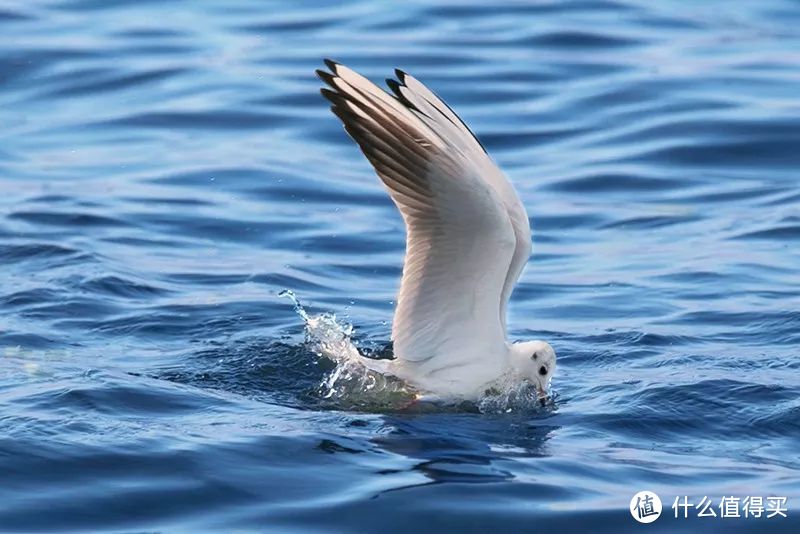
[1, 0, 799, 530]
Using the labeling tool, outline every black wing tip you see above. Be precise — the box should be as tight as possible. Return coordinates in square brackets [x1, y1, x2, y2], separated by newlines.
[320, 87, 343, 109]
[316, 68, 337, 87]
[385, 77, 407, 103]
[319, 86, 340, 103]
[386, 78, 401, 93]
[386, 76, 427, 116]
[323, 58, 340, 72]
[394, 68, 407, 81]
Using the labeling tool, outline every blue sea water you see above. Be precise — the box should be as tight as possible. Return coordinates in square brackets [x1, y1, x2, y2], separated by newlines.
[1, 0, 799, 531]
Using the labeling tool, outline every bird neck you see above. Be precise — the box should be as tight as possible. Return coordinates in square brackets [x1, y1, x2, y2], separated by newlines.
[507, 342, 529, 373]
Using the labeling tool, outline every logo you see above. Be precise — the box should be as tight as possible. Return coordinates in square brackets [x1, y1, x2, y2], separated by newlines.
[630, 491, 662, 523]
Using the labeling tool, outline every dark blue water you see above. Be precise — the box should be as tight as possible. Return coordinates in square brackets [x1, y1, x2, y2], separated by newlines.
[2, 0, 799, 531]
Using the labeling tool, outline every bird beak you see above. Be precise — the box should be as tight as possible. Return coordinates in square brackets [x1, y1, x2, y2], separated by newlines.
[536, 385, 549, 407]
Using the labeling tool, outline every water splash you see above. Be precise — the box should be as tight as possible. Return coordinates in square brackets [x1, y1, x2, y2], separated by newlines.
[279, 289, 358, 362]
[279, 290, 416, 410]
[478, 375, 554, 414]
[280, 290, 555, 413]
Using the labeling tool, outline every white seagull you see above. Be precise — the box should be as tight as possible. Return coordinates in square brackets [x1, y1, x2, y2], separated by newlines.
[317, 59, 556, 402]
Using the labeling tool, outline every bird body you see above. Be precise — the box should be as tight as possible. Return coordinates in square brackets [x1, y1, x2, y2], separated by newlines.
[318, 60, 556, 401]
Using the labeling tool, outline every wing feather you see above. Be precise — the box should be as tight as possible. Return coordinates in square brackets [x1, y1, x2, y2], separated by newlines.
[385, 69, 532, 330]
[318, 60, 527, 378]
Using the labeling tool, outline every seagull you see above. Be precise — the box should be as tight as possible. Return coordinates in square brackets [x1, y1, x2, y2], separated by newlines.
[317, 59, 556, 403]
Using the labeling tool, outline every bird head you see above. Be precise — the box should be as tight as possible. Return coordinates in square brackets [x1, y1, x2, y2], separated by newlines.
[509, 340, 557, 404]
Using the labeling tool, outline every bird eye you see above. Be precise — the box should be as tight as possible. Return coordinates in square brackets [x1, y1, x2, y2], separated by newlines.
[538, 366, 547, 376]
[531, 353, 538, 360]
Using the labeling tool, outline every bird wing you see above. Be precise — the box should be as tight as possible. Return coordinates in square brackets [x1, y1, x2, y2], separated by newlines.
[384, 69, 532, 331]
[318, 60, 529, 372]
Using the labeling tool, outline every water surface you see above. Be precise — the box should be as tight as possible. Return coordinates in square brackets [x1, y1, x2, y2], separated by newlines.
[1, 0, 799, 531]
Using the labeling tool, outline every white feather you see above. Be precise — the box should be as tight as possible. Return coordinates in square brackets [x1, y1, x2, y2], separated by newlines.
[318, 61, 535, 398]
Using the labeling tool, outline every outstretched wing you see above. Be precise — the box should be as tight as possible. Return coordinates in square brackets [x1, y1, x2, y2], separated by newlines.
[385, 69, 532, 330]
[318, 60, 528, 371]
